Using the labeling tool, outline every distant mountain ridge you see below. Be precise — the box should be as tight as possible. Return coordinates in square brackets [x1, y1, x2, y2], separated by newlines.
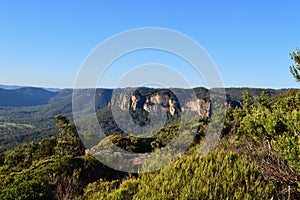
[0, 84, 24, 90]
[0, 87, 58, 107]
[0, 84, 61, 92]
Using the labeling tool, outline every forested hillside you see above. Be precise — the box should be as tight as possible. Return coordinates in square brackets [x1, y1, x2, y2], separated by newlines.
[0, 89, 299, 199]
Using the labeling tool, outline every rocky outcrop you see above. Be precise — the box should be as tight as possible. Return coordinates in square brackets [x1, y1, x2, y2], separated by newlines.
[169, 99, 177, 116]
[150, 93, 170, 106]
[131, 95, 139, 110]
[108, 92, 131, 110]
[182, 99, 210, 117]
[108, 89, 211, 118]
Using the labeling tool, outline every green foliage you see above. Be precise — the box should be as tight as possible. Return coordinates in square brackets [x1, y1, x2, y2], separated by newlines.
[219, 136, 300, 198]
[82, 179, 119, 200]
[37, 137, 57, 158]
[84, 148, 274, 200]
[290, 49, 300, 82]
[271, 133, 300, 172]
[0, 179, 53, 200]
[93, 134, 158, 154]
[238, 91, 299, 139]
[105, 179, 139, 200]
[241, 91, 254, 113]
[0, 115, 127, 200]
[135, 149, 274, 200]
[1, 137, 57, 175]
[3, 142, 39, 172]
[83, 179, 139, 200]
[234, 91, 300, 196]
[0, 152, 124, 200]
[54, 115, 85, 157]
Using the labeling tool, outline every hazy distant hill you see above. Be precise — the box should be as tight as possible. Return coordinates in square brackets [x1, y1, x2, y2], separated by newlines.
[0, 84, 24, 90]
[0, 84, 61, 92]
[0, 87, 58, 107]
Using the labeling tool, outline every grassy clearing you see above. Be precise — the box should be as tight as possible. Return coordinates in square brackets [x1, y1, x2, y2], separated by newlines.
[0, 122, 34, 129]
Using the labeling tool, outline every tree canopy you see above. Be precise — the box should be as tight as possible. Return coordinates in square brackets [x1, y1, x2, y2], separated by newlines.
[290, 49, 300, 82]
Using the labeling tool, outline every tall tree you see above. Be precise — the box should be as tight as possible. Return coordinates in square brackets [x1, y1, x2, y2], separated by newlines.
[54, 115, 85, 157]
[290, 49, 300, 82]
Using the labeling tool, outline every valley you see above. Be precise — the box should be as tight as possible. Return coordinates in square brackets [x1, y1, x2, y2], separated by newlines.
[0, 85, 297, 149]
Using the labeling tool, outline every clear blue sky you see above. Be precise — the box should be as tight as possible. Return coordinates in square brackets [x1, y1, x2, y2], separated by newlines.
[0, 0, 299, 89]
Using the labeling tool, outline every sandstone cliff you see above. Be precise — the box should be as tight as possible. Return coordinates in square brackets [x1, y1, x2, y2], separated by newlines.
[108, 88, 211, 118]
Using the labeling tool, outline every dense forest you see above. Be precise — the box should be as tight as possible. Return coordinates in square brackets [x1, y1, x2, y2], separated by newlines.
[0, 51, 299, 199]
[0, 88, 299, 199]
